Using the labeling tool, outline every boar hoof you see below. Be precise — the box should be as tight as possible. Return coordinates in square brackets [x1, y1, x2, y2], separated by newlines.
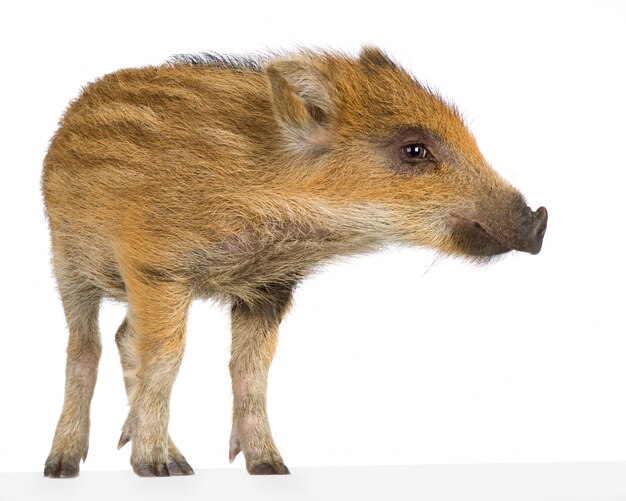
[168, 459, 195, 476]
[248, 461, 290, 475]
[132, 458, 195, 477]
[133, 462, 168, 477]
[44, 455, 80, 478]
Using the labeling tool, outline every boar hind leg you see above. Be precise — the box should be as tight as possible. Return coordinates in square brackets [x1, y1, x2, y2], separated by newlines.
[115, 317, 193, 475]
[44, 278, 102, 478]
[118, 272, 191, 477]
[229, 284, 293, 475]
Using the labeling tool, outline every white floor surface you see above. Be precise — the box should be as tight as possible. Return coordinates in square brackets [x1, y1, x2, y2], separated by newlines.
[1, 462, 625, 501]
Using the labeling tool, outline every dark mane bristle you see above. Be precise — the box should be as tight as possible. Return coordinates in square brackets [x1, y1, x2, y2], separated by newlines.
[168, 52, 264, 72]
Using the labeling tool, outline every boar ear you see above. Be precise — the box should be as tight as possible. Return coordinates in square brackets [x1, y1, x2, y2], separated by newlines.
[265, 58, 333, 150]
[359, 46, 396, 68]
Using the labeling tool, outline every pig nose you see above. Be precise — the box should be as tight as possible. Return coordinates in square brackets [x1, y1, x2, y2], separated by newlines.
[527, 206, 548, 255]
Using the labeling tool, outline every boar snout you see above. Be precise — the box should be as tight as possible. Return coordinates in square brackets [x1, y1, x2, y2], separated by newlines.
[507, 204, 548, 255]
[450, 204, 548, 258]
[522, 206, 548, 255]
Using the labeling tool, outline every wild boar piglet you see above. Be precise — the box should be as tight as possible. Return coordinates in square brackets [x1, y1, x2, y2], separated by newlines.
[42, 47, 547, 477]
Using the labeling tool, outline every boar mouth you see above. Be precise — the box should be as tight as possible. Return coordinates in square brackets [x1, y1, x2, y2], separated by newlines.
[449, 214, 512, 257]
[449, 206, 548, 257]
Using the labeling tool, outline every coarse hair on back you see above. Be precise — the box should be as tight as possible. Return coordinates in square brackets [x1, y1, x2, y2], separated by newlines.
[168, 51, 265, 72]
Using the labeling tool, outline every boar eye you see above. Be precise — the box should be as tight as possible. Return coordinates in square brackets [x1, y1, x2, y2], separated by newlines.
[400, 143, 433, 162]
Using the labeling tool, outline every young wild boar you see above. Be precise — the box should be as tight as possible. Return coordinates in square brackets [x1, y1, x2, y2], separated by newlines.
[42, 47, 547, 478]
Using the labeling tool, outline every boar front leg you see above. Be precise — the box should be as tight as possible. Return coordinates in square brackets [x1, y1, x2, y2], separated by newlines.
[229, 284, 293, 475]
[115, 317, 194, 475]
[118, 273, 192, 477]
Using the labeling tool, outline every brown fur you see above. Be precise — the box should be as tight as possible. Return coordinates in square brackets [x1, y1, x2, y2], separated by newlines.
[42, 47, 547, 477]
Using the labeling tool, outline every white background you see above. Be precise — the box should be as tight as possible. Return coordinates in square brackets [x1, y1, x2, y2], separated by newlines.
[1, 0, 625, 474]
